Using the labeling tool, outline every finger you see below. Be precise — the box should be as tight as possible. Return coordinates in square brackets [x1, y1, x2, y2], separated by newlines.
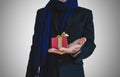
[59, 47, 67, 51]
[48, 48, 65, 55]
[59, 47, 71, 52]
[69, 44, 81, 49]
[70, 39, 79, 45]
[68, 45, 81, 53]
[48, 48, 57, 52]
[68, 43, 73, 47]
[69, 37, 87, 47]
[78, 37, 87, 45]
[53, 50, 65, 55]
[71, 47, 81, 54]
[75, 48, 81, 51]
[59, 47, 72, 54]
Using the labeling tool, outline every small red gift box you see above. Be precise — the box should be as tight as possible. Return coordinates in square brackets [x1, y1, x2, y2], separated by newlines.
[51, 32, 69, 49]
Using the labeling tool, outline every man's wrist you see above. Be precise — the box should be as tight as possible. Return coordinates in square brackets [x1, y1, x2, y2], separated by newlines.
[71, 50, 81, 57]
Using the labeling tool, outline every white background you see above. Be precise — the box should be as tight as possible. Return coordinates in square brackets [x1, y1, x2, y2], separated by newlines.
[0, 0, 120, 77]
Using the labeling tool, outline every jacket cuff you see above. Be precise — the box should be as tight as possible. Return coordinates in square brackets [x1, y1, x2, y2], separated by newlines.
[71, 50, 81, 58]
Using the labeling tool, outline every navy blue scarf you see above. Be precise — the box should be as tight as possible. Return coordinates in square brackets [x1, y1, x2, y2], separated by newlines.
[34, 0, 78, 77]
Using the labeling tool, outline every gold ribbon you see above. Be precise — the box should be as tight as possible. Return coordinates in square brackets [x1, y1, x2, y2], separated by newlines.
[56, 32, 69, 49]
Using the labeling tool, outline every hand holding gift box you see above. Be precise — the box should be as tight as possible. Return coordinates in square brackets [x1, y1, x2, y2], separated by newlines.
[48, 35, 87, 55]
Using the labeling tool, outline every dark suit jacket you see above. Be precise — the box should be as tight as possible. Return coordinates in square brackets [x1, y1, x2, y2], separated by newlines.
[26, 7, 96, 77]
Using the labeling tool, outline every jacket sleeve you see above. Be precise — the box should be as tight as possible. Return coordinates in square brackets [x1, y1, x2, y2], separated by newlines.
[74, 10, 96, 61]
[26, 9, 42, 77]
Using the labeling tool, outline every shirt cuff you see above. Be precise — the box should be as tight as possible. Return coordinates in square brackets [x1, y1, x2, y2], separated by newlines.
[71, 50, 81, 58]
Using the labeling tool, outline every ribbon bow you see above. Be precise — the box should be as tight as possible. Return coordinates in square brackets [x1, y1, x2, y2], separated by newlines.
[56, 32, 69, 49]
